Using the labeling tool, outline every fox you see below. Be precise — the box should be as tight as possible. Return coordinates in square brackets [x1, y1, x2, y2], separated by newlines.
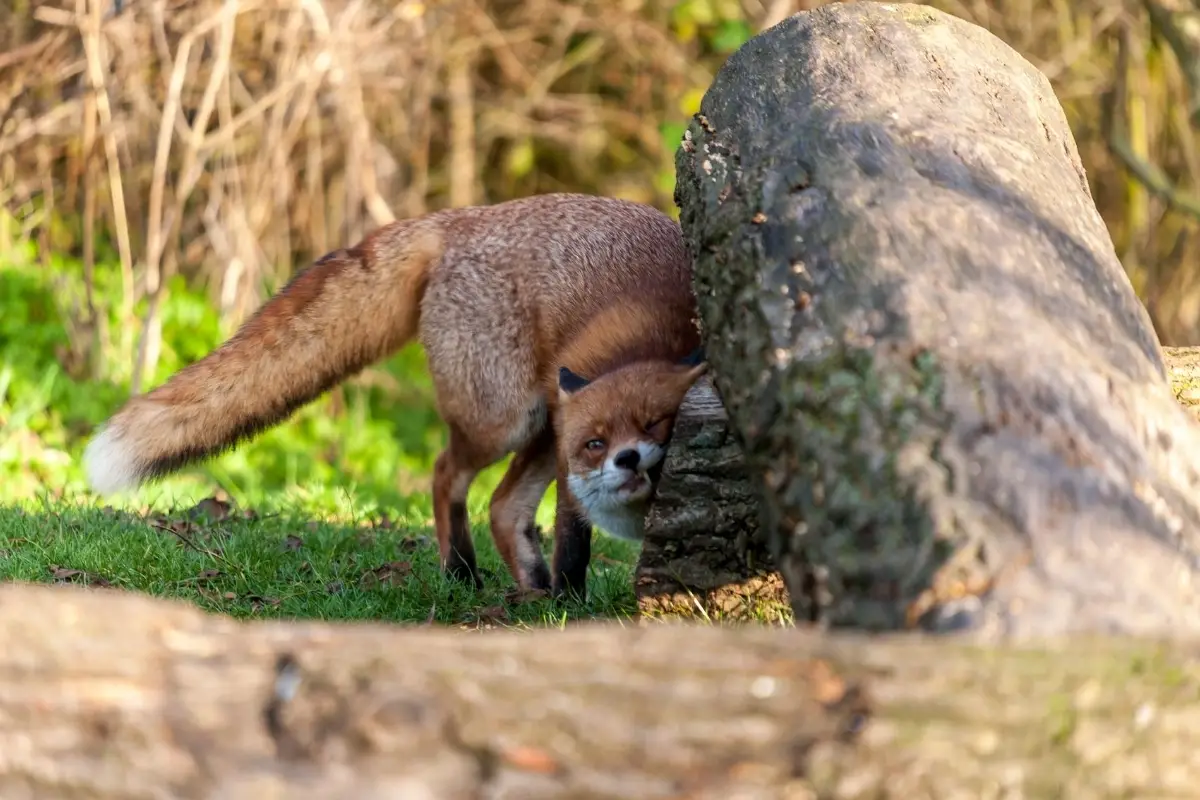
[83, 193, 708, 599]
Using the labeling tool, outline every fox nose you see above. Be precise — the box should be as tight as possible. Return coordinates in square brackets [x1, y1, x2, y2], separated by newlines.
[613, 448, 640, 471]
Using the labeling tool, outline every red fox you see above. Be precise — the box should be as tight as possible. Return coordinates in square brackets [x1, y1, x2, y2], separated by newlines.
[84, 193, 707, 598]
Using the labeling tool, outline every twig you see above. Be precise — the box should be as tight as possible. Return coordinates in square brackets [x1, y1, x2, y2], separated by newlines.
[75, 0, 135, 381]
[447, 45, 476, 208]
[133, 0, 241, 394]
[1103, 19, 1200, 220]
[81, 68, 101, 379]
[150, 520, 235, 571]
[1143, 0, 1200, 126]
[337, 11, 396, 226]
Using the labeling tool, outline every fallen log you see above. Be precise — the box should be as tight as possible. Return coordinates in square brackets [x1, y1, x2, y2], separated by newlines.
[636, 346, 1200, 622]
[3, 581, 1200, 798]
[672, 1, 1200, 639]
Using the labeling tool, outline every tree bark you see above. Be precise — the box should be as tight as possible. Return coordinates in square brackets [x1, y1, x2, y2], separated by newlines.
[637, 346, 1200, 624]
[673, 2, 1200, 639]
[635, 376, 788, 621]
[5, 581, 1200, 798]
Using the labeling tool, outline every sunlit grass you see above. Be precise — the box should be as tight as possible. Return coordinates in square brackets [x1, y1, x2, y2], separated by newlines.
[0, 487, 641, 627]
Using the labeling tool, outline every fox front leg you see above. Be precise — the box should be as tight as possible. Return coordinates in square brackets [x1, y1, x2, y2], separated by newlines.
[550, 482, 592, 600]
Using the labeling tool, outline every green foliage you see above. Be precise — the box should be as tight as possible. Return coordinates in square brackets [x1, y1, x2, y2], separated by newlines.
[0, 250, 549, 527]
[711, 19, 753, 54]
[651, 1, 756, 210]
[0, 0, 774, 623]
[0, 0, 760, 525]
[0, 250, 638, 619]
[670, 0, 754, 54]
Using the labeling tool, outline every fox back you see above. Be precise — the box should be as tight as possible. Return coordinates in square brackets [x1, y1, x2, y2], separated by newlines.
[83, 192, 707, 598]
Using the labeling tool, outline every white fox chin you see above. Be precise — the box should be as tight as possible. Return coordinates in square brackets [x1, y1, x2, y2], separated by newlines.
[566, 441, 664, 542]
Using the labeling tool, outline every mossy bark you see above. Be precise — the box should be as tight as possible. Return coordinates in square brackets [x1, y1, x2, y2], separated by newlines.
[673, 2, 1200, 638]
[637, 347, 1200, 625]
[5, 582, 1200, 798]
[635, 376, 788, 622]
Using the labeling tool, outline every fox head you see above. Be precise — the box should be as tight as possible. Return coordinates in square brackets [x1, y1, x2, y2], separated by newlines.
[556, 349, 707, 542]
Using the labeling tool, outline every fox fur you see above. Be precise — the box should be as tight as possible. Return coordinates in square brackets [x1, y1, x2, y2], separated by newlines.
[84, 193, 707, 597]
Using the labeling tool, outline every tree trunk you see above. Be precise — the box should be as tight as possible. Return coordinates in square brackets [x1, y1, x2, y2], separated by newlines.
[637, 347, 1200, 624]
[5, 581, 1200, 799]
[635, 376, 787, 622]
[672, 1, 1200, 639]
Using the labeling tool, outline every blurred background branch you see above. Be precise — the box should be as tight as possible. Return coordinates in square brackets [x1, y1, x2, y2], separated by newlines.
[1144, 0, 1200, 125]
[1104, 14, 1200, 220]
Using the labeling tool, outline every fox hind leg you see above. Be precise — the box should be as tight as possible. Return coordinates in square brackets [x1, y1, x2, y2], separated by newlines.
[432, 428, 498, 590]
[488, 427, 556, 591]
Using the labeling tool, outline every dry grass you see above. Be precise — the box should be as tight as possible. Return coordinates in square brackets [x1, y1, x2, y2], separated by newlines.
[0, 0, 719, 390]
[3, 0, 1200, 397]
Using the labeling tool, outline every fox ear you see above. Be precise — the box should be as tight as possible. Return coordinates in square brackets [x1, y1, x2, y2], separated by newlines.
[679, 346, 706, 368]
[558, 366, 591, 395]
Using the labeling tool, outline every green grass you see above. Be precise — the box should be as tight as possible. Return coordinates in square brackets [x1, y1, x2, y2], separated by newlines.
[0, 224, 781, 629]
[0, 242, 648, 627]
[0, 491, 643, 627]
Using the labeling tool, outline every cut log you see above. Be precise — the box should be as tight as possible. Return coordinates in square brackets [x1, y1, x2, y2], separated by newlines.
[635, 376, 787, 622]
[673, 2, 1200, 639]
[4, 581, 1200, 798]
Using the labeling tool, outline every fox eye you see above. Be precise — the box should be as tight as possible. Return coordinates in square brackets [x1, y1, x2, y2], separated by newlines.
[585, 438, 606, 452]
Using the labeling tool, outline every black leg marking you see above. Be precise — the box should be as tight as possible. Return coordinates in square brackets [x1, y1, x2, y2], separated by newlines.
[552, 509, 592, 600]
[446, 501, 483, 590]
[519, 523, 552, 592]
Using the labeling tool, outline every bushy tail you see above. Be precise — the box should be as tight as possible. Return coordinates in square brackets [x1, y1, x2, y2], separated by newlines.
[84, 222, 444, 495]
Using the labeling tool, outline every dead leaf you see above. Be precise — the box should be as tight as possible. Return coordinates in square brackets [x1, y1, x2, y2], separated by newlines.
[504, 587, 550, 605]
[475, 605, 510, 625]
[48, 565, 113, 588]
[325, 580, 344, 595]
[198, 568, 222, 581]
[501, 745, 561, 775]
[186, 495, 233, 522]
[360, 560, 412, 589]
[283, 534, 303, 552]
[223, 591, 237, 600]
[398, 535, 431, 552]
[246, 595, 281, 613]
[807, 659, 848, 706]
[156, 518, 196, 536]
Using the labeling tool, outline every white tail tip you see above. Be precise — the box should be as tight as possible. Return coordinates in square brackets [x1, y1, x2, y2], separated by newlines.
[83, 425, 143, 495]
